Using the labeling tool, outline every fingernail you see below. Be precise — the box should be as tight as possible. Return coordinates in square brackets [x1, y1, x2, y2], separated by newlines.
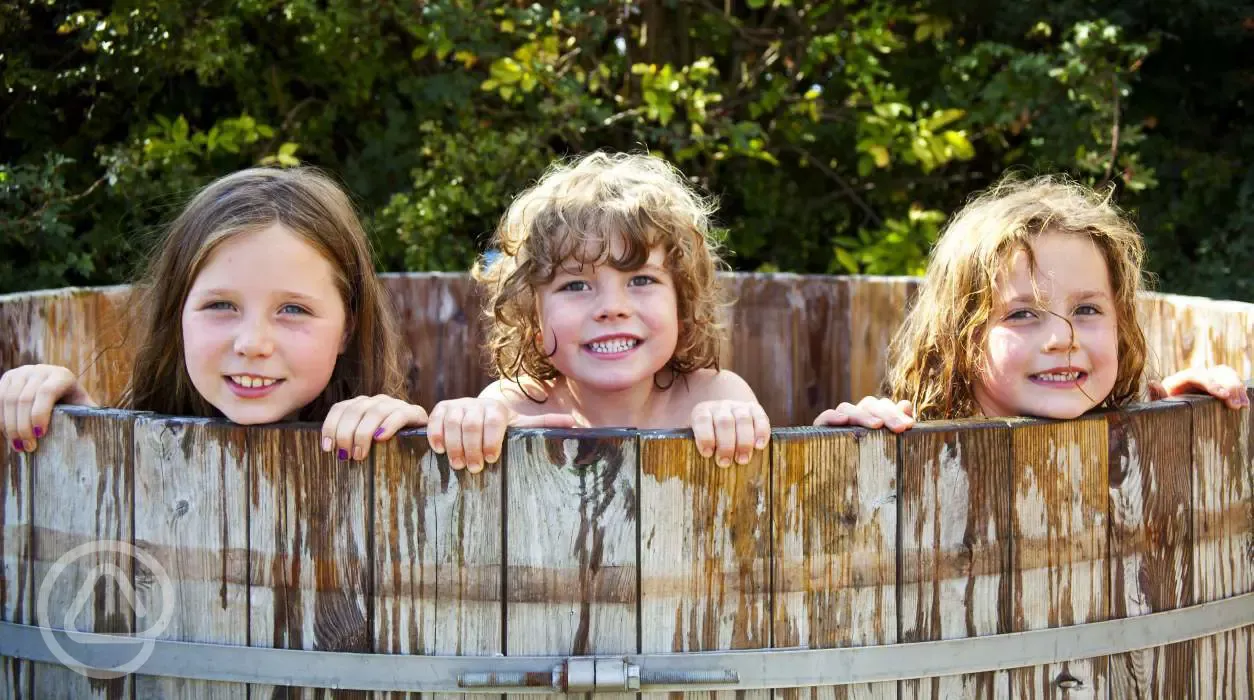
[322, 437, 332, 452]
[451, 458, 464, 470]
[354, 446, 366, 461]
[33, 426, 43, 438]
[736, 454, 750, 465]
[337, 448, 348, 461]
[373, 427, 384, 440]
[755, 438, 767, 449]
[13, 439, 23, 451]
[717, 456, 731, 467]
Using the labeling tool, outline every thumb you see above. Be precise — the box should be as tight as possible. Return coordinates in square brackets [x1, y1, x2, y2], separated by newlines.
[512, 413, 578, 429]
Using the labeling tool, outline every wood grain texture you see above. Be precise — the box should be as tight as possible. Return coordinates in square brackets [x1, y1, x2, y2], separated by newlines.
[898, 420, 1012, 700]
[372, 430, 502, 700]
[772, 427, 898, 700]
[132, 416, 249, 699]
[1105, 401, 1194, 699]
[640, 431, 769, 700]
[0, 433, 32, 699]
[848, 277, 919, 401]
[1008, 416, 1109, 700]
[1138, 293, 1254, 380]
[721, 274, 850, 426]
[382, 274, 492, 411]
[30, 407, 134, 699]
[249, 425, 371, 699]
[504, 430, 637, 700]
[1184, 391, 1253, 699]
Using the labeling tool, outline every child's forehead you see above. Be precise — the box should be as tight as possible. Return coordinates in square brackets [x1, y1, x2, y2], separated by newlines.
[994, 232, 1112, 300]
[552, 236, 667, 271]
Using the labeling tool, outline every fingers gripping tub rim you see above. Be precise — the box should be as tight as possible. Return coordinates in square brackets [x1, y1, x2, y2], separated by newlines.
[36, 538, 175, 678]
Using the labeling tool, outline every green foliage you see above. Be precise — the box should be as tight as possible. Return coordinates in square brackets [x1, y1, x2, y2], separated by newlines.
[2, 0, 1250, 300]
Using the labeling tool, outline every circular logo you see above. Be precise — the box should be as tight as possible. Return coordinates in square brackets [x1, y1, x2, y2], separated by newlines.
[36, 539, 174, 679]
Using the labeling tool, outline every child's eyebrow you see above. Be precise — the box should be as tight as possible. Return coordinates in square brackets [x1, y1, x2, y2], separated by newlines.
[194, 287, 326, 302]
[1006, 289, 1111, 304]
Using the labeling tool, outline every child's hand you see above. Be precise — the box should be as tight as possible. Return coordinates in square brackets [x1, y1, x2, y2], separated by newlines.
[1150, 365, 1250, 410]
[690, 400, 771, 467]
[426, 398, 576, 473]
[0, 364, 97, 453]
[321, 395, 429, 462]
[814, 396, 916, 432]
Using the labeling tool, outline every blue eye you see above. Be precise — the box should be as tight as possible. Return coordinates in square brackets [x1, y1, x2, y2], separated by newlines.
[558, 280, 590, 292]
[1005, 308, 1037, 321]
[280, 304, 310, 315]
[1075, 304, 1102, 316]
[628, 275, 658, 287]
[204, 300, 235, 311]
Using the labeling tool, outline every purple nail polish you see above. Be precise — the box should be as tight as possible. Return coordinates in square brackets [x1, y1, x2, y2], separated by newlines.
[33, 426, 43, 438]
[13, 439, 24, 451]
[373, 427, 384, 440]
[337, 448, 348, 460]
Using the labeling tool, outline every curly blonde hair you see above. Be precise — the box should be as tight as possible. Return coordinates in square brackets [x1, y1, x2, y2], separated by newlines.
[886, 173, 1148, 420]
[476, 151, 727, 388]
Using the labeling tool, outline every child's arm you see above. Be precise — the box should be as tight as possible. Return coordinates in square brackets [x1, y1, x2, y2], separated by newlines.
[814, 396, 916, 432]
[688, 371, 771, 468]
[426, 382, 576, 473]
[1150, 365, 1249, 409]
[0, 364, 98, 453]
[321, 395, 429, 462]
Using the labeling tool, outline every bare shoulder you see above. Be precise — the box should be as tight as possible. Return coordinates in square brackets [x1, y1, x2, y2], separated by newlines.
[479, 377, 568, 417]
[677, 368, 758, 404]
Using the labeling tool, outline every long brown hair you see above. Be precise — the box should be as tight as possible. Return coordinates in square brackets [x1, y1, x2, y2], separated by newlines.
[887, 173, 1148, 420]
[122, 167, 404, 420]
[476, 151, 727, 387]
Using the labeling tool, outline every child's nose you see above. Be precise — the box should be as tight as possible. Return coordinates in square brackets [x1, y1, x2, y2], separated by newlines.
[234, 316, 276, 357]
[1041, 313, 1079, 352]
[594, 287, 631, 320]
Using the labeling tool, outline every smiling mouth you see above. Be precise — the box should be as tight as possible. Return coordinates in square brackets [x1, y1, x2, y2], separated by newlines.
[585, 337, 640, 354]
[227, 374, 283, 389]
[1030, 370, 1087, 384]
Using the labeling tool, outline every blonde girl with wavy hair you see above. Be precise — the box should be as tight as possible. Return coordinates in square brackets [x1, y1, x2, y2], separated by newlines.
[0, 167, 429, 461]
[426, 151, 771, 472]
[815, 173, 1247, 429]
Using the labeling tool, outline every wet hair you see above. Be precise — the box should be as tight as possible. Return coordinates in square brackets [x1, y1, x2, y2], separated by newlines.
[121, 166, 405, 420]
[476, 151, 727, 388]
[886, 173, 1148, 420]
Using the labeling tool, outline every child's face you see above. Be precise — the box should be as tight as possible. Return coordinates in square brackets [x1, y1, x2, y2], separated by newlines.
[181, 224, 348, 424]
[537, 242, 679, 394]
[974, 231, 1119, 419]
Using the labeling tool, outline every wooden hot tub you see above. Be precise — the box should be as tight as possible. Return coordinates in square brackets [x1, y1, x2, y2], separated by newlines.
[1, 274, 1251, 698]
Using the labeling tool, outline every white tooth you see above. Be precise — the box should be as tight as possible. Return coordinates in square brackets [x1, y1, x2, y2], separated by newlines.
[262, 378, 275, 387]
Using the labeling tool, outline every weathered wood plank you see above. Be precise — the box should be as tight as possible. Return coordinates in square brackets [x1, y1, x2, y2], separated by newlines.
[1, 436, 32, 698]
[898, 420, 1012, 700]
[1185, 391, 1253, 699]
[848, 277, 919, 401]
[504, 430, 637, 700]
[132, 416, 249, 699]
[1008, 416, 1109, 699]
[249, 425, 371, 699]
[772, 427, 897, 700]
[1137, 294, 1254, 380]
[640, 431, 769, 700]
[1105, 401, 1194, 699]
[85, 287, 133, 408]
[382, 274, 491, 410]
[30, 407, 135, 699]
[372, 430, 502, 700]
[722, 275, 850, 426]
